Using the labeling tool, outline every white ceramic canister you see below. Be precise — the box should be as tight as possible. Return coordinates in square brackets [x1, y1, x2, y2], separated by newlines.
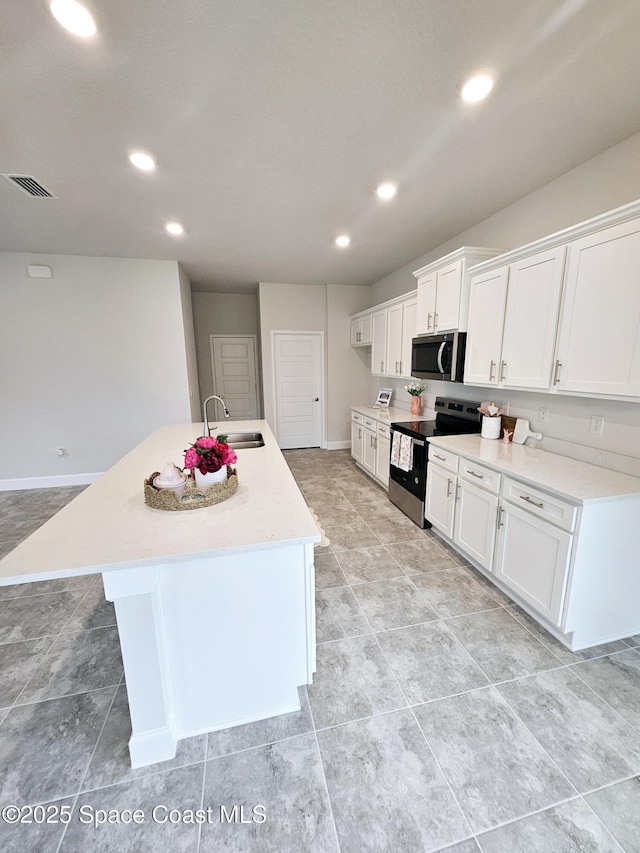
[194, 466, 228, 488]
[481, 415, 502, 440]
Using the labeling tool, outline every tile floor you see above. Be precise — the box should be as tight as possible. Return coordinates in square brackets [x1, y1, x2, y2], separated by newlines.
[0, 451, 639, 851]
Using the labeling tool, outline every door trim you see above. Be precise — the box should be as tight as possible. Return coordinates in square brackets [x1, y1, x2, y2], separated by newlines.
[209, 334, 260, 419]
[270, 330, 326, 449]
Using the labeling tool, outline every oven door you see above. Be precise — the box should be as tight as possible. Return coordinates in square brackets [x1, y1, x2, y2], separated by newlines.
[389, 429, 427, 500]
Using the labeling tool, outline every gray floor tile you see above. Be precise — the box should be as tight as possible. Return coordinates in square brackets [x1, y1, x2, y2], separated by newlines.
[385, 539, 458, 574]
[321, 522, 381, 552]
[0, 687, 116, 804]
[585, 777, 640, 853]
[313, 506, 363, 526]
[477, 797, 624, 852]
[17, 626, 123, 703]
[624, 634, 640, 648]
[82, 684, 206, 791]
[207, 687, 313, 759]
[376, 621, 489, 703]
[0, 796, 74, 853]
[62, 583, 116, 632]
[318, 710, 470, 852]
[314, 553, 348, 590]
[458, 564, 513, 604]
[201, 734, 339, 852]
[414, 687, 575, 833]
[316, 587, 371, 643]
[446, 608, 562, 682]
[308, 635, 407, 729]
[62, 763, 203, 852]
[0, 590, 87, 645]
[570, 649, 640, 730]
[371, 518, 425, 544]
[335, 545, 404, 584]
[508, 604, 630, 663]
[498, 668, 640, 791]
[9, 574, 97, 599]
[352, 576, 438, 631]
[0, 636, 55, 705]
[410, 567, 502, 618]
[435, 841, 480, 853]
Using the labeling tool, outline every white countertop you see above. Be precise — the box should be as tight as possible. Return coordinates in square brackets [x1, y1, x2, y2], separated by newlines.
[0, 420, 320, 585]
[351, 404, 436, 424]
[428, 434, 640, 504]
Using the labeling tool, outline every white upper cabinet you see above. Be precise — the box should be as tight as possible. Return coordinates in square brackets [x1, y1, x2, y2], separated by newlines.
[401, 298, 417, 378]
[371, 309, 388, 376]
[466, 247, 566, 389]
[554, 217, 640, 397]
[386, 297, 417, 378]
[350, 313, 372, 347]
[464, 266, 508, 386]
[414, 247, 504, 335]
[352, 291, 417, 378]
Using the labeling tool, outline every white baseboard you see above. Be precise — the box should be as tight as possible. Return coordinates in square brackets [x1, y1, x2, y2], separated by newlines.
[326, 440, 351, 450]
[0, 472, 103, 492]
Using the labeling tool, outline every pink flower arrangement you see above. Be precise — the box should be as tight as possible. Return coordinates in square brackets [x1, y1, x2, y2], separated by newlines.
[184, 436, 237, 475]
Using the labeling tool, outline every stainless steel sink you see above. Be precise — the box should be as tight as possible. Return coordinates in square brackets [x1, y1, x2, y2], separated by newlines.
[217, 432, 265, 449]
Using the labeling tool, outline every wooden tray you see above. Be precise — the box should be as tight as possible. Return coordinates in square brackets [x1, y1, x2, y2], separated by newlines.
[144, 468, 238, 511]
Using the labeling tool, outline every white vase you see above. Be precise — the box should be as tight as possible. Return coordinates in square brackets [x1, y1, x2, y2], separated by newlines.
[481, 416, 501, 440]
[194, 466, 228, 488]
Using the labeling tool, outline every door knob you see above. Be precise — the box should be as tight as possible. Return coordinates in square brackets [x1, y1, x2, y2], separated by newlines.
[313, 397, 319, 401]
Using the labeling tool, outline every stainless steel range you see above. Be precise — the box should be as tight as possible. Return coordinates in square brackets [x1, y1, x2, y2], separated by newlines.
[389, 396, 482, 528]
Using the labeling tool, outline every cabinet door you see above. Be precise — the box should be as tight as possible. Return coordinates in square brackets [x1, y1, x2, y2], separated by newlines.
[375, 434, 390, 488]
[400, 299, 417, 377]
[434, 260, 463, 332]
[464, 267, 509, 385]
[555, 218, 640, 397]
[362, 427, 376, 474]
[351, 420, 363, 464]
[350, 318, 361, 346]
[416, 273, 437, 334]
[425, 464, 456, 537]
[360, 313, 372, 345]
[494, 502, 572, 625]
[386, 304, 404, 377]
[453, 480, 498, 570]
[371, 310, 388, 376]
[500, 247, 566, 389]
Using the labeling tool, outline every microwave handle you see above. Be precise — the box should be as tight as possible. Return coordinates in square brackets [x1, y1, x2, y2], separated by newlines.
[437, 341, 446, 374]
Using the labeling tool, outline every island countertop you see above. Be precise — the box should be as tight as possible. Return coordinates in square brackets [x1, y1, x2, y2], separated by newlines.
[428, 433, 640, 504]
[0, 420, 320, 585]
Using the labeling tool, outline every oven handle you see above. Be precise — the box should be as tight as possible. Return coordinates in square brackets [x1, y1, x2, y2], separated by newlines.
[391, 431, 424, 447]
[437, 341, 446, 374]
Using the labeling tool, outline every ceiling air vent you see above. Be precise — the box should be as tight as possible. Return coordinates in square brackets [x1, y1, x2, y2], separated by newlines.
[1, 174, 57, 198]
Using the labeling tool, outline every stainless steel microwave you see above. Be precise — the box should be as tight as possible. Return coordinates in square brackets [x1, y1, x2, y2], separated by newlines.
[411, 332, 467, 382]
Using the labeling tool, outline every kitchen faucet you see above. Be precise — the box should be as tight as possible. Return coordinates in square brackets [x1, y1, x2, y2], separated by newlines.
[202, 395, 231, 436]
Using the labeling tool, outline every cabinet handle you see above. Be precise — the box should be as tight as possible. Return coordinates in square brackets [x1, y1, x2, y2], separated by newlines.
[520, 495, 544, 509]
[497, 506, 505, 529]
[357, 331, 361, 341]
[455, 483, 461, 501]
[553, 360, 562, 385]
[399, 360, 403, 374]
[446, 478, 453, 497]
[468, 470, 484, 479]
[395, 361, 399, 373]
[500, 361, 507, 382]
[427, 313, 432, 330]
[380, 361, 384, 372]
[489, 360, 496, 381]
[359, 428, 362, 439]
[434, 312, 439, 329]
[434, 453, 446, 461]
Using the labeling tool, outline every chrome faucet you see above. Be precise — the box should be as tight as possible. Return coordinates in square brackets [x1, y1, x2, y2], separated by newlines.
[202, 395, 231, 436]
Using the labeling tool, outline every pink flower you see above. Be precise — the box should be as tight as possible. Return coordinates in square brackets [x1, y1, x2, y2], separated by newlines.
[217, 443, 238, 465]
[195, 436, 217, 450]
[184, 447, 199, 469]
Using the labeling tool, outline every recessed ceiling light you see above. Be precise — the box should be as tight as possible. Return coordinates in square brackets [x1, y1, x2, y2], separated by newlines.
[376, 183, 397, 200]
[165, 222, 184, 236]
[50, 0, 97, 38]
[335, 235, 351, 248]
[129, 151, 156, 172]
[460, 70, 496, 103]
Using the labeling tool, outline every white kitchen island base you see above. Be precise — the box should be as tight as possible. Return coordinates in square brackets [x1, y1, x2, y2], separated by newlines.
[104, 541, 315, 768]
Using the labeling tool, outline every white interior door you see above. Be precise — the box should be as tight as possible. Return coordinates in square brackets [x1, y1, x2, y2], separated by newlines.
[210, 335, 259, 420]
[273, 332, 323, 449]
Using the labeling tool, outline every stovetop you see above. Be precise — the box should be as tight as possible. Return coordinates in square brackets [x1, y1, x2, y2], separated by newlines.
[391, 396, 482, 439]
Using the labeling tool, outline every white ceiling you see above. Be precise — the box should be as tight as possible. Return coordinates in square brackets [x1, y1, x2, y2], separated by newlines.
[2, 0, 640, 293]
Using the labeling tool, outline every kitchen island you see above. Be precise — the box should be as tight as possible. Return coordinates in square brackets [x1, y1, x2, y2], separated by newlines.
[0, 420, 320, 767]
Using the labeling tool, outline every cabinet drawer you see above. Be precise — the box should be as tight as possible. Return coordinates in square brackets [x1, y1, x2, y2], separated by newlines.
[501, 477, 577, 532]
[428, 445, 459, 473]
[459, 458, 501, 494]
[377, 423, 390, 438]
[351, 412, 363, 424]
[363, 417, 376, 429]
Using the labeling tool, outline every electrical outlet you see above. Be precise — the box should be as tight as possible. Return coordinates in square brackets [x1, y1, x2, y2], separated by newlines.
[500, 401, 509, 415]
[57, 447, 66, 456]
[539, 407, 549, 424]
[590, 415, 604, 436]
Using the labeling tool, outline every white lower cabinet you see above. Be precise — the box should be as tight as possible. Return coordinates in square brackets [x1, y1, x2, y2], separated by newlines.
[351, 411, 389, 489]
[362, 425, 377, 475]
[453, 479, 498, 571]
[494, 502, 572, 624]
[425, 463, 456, 538]
[375, 426, 390, 488]
[350, 415, 363, 464]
